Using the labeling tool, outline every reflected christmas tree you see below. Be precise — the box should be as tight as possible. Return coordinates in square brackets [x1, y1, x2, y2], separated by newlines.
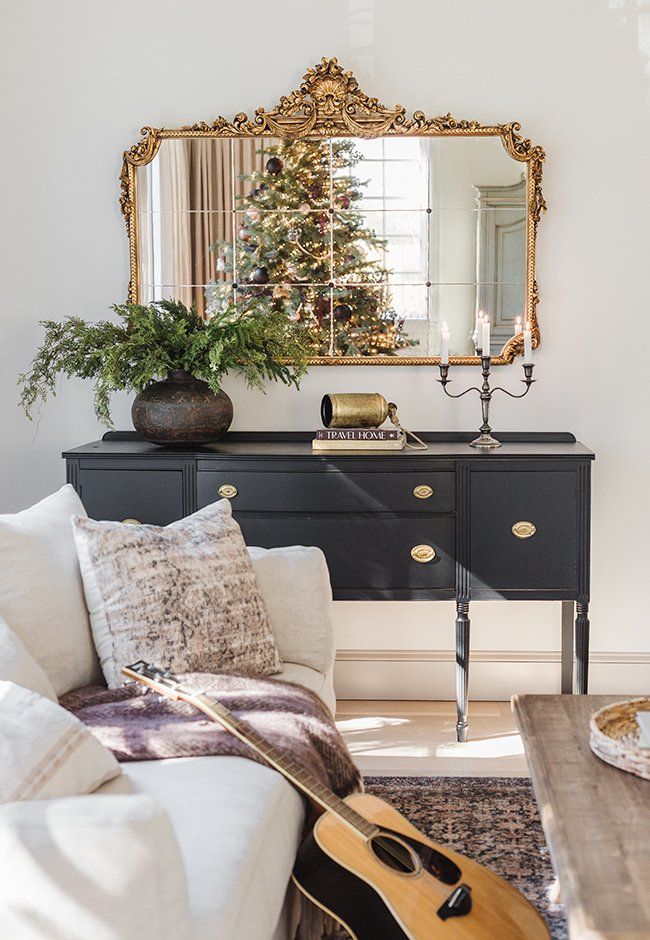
[206, 138, 416, 357]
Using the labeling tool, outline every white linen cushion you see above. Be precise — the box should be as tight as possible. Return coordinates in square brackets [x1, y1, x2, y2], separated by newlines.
[0, 793, 190, 940]
[0, 484, 101, 696]
[248, 545, 335, 674]
[99, 756, 304, 940]
[0, 681, 121, 803]
[73, 499, 281, 688]
[0, 615, 56, 701]
[276, 662, 336, 716]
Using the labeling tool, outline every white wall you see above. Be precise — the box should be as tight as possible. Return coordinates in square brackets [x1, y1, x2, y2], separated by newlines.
[2, 0, 649, 697]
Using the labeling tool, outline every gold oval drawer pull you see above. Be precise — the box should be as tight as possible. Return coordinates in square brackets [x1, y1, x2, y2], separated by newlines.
[411, 544, 436, 563]
[122, 518, 141, 525]
[413, 484, 433, 499]
[218, 484, 238, 499]
[512, 521, 536, 539]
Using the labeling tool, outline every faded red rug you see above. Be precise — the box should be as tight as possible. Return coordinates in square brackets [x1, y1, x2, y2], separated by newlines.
[331, 776, 567, 940]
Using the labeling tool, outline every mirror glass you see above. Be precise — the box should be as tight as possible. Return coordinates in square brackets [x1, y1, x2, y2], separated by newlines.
[137, 136, 526, 358]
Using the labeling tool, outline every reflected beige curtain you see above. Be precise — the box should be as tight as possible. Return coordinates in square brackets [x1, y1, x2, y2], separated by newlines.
[187, 138, 264, 316]
[157, 140, 192, 308]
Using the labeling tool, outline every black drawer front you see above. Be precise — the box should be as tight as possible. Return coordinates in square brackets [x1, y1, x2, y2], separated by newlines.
[235, 513, 455, 591]
[470, 470, 578, 592]
[198, 470, 455, 514]
[78, 469, 184, 525]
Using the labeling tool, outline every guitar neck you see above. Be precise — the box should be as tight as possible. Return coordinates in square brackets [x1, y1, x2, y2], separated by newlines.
[191, 692, 375, 838]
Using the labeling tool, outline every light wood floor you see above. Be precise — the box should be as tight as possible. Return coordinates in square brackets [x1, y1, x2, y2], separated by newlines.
[336, 701, 529, 778]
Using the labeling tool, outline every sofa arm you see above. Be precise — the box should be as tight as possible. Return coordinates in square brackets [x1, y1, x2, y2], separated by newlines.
[0, 794, 190, 940]
[248, 545, 335, 674]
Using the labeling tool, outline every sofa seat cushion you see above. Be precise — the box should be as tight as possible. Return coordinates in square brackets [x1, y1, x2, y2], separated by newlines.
[99, 755, 305, 940]
[276, 662, 336, 715]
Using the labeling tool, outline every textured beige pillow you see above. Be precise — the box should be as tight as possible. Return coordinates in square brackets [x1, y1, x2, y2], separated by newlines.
[72, 500, 281, 688]
[0, 681, 121, 803]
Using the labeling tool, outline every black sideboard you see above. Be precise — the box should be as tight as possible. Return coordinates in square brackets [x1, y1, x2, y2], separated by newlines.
[64, 431, 594, 741]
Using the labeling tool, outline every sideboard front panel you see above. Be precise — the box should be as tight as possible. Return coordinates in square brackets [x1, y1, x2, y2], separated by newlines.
[197, 469, 455, 514]
[236, 512, 456, 594]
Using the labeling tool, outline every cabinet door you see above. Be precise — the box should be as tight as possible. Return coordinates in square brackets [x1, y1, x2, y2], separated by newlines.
[78, 469, 184, 525]
[470, 469, 578, 594]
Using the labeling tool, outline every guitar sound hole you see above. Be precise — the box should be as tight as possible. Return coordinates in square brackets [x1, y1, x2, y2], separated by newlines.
[370, 834, 418, 874]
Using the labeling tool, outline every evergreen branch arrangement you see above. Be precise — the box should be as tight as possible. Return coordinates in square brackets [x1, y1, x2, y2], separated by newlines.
[19, 298, 309, 426]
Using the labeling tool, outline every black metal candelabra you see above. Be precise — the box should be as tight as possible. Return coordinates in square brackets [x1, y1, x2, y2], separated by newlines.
[437, 353, 535, 449]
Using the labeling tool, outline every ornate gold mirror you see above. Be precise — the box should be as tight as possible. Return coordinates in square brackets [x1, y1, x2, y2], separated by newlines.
[120, 58, 545, 365]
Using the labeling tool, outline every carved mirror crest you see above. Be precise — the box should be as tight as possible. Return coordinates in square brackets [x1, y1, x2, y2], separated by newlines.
[120, 57, 545, 365]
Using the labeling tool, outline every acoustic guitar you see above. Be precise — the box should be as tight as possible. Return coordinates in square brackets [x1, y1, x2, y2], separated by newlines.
[122, 662, 550, 940]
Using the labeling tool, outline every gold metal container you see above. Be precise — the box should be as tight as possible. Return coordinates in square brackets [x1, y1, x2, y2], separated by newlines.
[321, 393, 390, 428]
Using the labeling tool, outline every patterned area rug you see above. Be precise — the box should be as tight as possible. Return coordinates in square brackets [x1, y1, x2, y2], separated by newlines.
[333, 776, 567, 940]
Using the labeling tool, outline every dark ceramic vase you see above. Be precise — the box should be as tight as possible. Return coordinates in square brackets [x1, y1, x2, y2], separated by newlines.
[131, 370, 233, 446]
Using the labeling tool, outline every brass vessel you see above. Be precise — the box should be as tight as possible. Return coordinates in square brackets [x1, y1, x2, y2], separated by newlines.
[321, 393, 390, 428]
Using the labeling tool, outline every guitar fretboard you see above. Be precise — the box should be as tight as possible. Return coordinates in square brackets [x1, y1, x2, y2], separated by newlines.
[194, 692, 376, 838]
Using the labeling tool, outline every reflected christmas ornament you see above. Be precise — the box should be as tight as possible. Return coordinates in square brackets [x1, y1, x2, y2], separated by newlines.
[337, 194, 351, 209]
[266, 157, 283, 175]
[246, 208, 260, 222]
[299, 203, 311, 216]
[239, 226, 250, 242]
[333, 303, 353, 322]
[249, 187, 261, 198]
[250, 267, 270, 285]
[215, 257, 226, 272]
[287, 227, 300, 242]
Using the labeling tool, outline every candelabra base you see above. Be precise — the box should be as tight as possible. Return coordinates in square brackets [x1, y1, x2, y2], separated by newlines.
[470, 431, 502, 449]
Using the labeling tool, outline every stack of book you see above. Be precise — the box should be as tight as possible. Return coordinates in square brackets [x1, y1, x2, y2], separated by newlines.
[312, 427, 405, 451]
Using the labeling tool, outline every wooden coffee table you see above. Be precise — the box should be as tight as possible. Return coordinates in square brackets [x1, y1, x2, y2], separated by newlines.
[513, 694, 650, 939]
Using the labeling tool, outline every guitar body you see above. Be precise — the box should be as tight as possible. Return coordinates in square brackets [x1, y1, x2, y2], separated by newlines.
[292, 793, 550, 940]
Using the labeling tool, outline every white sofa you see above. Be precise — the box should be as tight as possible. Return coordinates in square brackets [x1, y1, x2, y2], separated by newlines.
[0, 527, 337, 940]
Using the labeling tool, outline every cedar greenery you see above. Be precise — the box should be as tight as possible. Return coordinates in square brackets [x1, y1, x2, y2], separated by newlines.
[19, 298, 309, 426]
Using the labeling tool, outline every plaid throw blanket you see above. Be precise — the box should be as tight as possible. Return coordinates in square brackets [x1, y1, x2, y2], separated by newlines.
[61, 672, 361, 798]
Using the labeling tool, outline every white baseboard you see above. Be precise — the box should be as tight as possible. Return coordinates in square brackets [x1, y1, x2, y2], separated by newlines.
[333, 649, 650, 700]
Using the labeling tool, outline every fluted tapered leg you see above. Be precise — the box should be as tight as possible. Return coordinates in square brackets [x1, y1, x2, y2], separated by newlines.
[455, 601, 470, 742]
[575, 602, 590, 694]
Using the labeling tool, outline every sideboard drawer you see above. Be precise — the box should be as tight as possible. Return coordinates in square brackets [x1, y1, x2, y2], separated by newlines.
[236, 513, 455, 592]
[470, 470, 578, 593]
[198, 470, 455, 514]
[78, 469, 184, 525]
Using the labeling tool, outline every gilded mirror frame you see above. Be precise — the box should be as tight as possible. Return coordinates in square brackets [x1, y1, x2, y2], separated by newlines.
[120, 57, 545, 366]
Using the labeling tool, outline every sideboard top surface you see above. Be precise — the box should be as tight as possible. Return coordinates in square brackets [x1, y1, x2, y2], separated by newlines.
[63, 432, 594, 461]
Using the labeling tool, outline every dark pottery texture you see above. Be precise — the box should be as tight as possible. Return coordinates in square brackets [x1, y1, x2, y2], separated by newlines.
[131, 370, 233, 446]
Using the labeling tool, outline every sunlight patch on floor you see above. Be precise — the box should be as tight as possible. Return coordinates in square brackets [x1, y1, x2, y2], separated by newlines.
[336, 715, 411, 733]
[435, 732, 525, 759]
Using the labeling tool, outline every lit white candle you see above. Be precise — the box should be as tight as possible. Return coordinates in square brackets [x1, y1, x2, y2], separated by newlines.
[523, 320, 533, 363]
[482, 316, 490, 355]
[440, 321, 450, 365]
[475, 311, 484, 349]
[514, 315, 523, 335]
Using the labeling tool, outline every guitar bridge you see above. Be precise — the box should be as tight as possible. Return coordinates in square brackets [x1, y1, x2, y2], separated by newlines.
[436, 883, 472, 920]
